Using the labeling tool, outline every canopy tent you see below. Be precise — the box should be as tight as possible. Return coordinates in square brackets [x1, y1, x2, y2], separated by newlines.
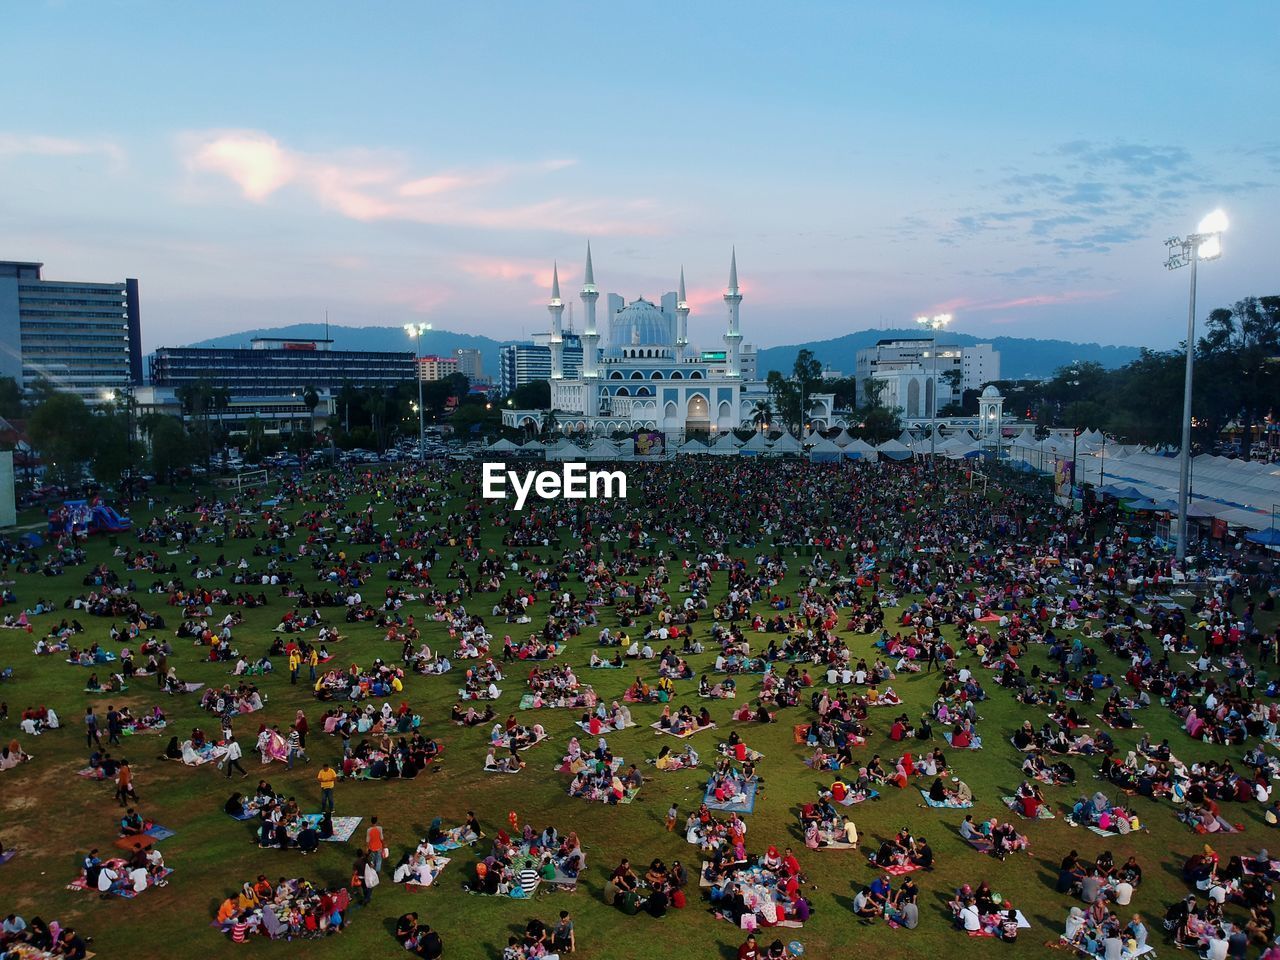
[676, 438, 710, 455]
[1245, 528, 1280, 548]
[829, 428, 854, 448]
[876, 438, 913, 461]
[769, 431, 804, 456]
[739, 432, 772, 456]
[807, 434, 843, 462]
[486, 437, 521, 453]
[843, 438, 878, 461]
[543, 438, 582, 461]
[708, 431, 742, 455]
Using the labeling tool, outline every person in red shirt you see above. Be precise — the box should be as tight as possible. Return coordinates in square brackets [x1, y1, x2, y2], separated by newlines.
[738, 933, 760, 960]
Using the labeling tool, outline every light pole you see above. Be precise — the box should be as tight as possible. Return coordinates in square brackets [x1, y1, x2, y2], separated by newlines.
[404, 322, 433, 461]
[1164, 209, 1228, 566]
[916, 313, 953, 465]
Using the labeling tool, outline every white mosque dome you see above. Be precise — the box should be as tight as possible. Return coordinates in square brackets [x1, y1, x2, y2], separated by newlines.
[610, 298, 671, 352]
[981, 384, 1002, 398]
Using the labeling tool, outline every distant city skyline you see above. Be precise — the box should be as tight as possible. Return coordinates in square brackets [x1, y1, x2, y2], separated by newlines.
[2, 1, 1276, 355]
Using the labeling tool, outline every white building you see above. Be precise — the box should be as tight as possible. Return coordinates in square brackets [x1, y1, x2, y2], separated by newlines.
[503, 247, 831, 439]
[856, 338, 1000, 418]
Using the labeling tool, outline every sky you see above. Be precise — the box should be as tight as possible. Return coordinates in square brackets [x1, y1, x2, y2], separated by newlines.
[1, 0, 1277, 355]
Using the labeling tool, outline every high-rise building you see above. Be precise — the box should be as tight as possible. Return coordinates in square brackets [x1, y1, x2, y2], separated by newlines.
[0, 260, 142, 403]
[499, 333, 583, 395]
[454, 348, 484, 382]
[416, 355, 460, 381]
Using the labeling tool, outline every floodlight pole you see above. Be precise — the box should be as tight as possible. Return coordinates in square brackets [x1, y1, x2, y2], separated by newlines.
[1164, 222, 1223, 566]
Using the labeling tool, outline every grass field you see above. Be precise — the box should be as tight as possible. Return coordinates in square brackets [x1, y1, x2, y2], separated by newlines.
[0, 461, 1273, 960]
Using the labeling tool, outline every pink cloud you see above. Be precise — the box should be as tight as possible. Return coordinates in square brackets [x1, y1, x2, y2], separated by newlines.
[456, 256, 564, 289]
[180, 129, 657, 236]
[922, 288, 1117, 317]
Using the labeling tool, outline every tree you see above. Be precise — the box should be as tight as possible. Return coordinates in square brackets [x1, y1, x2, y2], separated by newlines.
[861, 377, 888, 408]
[149, 416, 191, 486]
[792, 349, 823, 389]
[860, 405, 901, 445]
[0, 377, 22, 419]
[509, 379, 551, 410]
[1197, 296, 1280, 457]
[90, 411, 134, 487]
[28, 392, 95, 487]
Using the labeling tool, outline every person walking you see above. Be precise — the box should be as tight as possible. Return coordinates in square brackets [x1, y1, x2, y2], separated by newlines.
[115, 758, 138, 805]
[286, 724, 308, 769]
[84, 707, 102, 750]
[289, 649, 301, 685]
[317, 762, 337, 813]
[307, 646, 319, 683]
[366, 817, 385, 873]
[223, 736, 248, 779]
[106, 705, 122, 746]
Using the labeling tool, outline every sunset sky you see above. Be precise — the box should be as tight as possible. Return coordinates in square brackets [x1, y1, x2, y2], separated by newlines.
[2, 0, 1277, 353]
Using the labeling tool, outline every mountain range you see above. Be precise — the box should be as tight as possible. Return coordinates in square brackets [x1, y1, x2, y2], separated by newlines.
[187, 323, 1144, 383]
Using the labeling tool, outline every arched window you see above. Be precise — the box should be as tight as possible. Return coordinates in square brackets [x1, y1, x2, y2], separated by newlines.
[635, 386, 651, 397]
[689, 371, 702, 379]
[615, 387, 629, 397]
[651, 371, 663, 379]
[630, 371, 643, 379]
[670, 370, 683, 380]
[609, 371, 623, 380]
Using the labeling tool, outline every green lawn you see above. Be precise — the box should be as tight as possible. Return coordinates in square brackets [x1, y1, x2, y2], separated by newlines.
[0, 463, 1272, 960]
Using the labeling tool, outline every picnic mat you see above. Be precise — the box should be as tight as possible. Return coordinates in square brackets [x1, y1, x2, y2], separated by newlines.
[703, 780, 758, 814]
[67, 866, 173, 899]
[919, 789, 973, 809]
[837, 789, 879, 806]
[297, 814, 362, 842]
[943, 732, 983, 750]
[651, 720, 716, 739]
[1003, 796, 1056, 820]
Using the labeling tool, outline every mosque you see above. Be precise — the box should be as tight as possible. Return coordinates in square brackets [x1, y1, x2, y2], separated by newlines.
[501, 246, 834, 440]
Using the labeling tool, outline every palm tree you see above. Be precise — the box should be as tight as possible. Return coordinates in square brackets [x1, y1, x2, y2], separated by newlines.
[540, 409, 559, 439]
[750, 400, 773, 434]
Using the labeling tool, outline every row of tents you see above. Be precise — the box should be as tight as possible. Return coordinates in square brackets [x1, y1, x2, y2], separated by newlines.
[486, 426, 992, 463]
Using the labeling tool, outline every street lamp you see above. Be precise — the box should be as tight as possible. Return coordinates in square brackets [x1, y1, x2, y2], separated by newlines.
[1164, 209, 1228, 566]
[916, 313, 953, 464]
[404, 322, 433, 461]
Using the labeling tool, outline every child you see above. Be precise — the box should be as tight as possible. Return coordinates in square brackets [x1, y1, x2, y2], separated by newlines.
[666, 803, 678, 831]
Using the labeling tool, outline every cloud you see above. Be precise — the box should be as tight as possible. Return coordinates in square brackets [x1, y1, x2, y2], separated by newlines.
[0, 133, 125, 169]
[926, 288, 1117, 316]
[180, 129, 654, 235]
[940, 139, 1272, 255]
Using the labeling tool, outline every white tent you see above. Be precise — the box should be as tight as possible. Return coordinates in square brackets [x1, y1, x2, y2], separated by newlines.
[807, 434, 843, 462]
[583, 437, 621, 460]
[486, 437, 521, 453]
[676, 438, 710, 455]
[830, 428, 854, 448]
[709, 431, 741, 455]
[740, 432, 772, 456]
[877, 438, 913, 461]
[843, 438, 878, 461]
[770, 431, 804, 456]
[544, 438, 582, 461]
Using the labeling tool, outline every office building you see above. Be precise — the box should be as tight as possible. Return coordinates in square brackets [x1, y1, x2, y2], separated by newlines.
[149, 337, 415, 395]
[417, 355, 460, 381]
[0, 260, 142, 403]
[454, 348, 485, 382]
[499, 332, 584, 395]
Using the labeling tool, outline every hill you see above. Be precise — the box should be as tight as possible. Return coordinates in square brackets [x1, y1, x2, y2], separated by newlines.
[756, 328, 1142, 381]
[185, 323, 1143, 385]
